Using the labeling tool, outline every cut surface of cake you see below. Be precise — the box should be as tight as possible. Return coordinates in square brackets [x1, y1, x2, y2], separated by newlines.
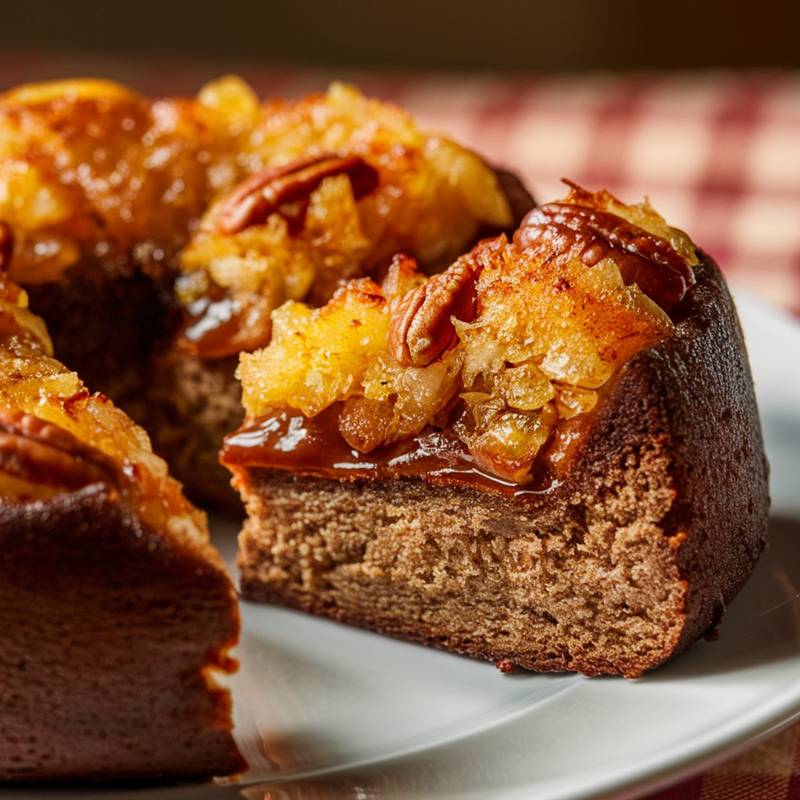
[0, 258, 243, 781]
[223, 184, 769, 678]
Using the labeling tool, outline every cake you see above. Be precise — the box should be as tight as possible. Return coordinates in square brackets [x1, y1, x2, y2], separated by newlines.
[222, 184, 770, 678]
[0, 245, 243, 781]
[0, 77, 532, 509]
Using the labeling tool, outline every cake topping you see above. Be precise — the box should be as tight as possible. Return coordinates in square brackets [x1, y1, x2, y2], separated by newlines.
[0, 77, 251, 286]
[0, 410, 121, 498]
[230, 184, 695, 485]
[0, 77, 516, 361]
[176, 82, 514, 359]
[516, 182, 698, 310]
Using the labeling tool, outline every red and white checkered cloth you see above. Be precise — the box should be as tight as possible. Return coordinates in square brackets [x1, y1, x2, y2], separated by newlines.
[651, 724, 800, 800]
[1, 56, 799, 797]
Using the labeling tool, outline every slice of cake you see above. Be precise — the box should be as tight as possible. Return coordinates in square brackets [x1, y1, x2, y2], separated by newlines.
[222, 184, 769, 678]
[0, 255, 243, 781]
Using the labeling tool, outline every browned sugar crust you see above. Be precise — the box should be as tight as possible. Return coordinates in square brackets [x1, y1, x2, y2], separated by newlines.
[141, 166, 534, 511]
[0, 484, 245, 782]
[17, 168, 533, 513]
[233, 254, 769, 677]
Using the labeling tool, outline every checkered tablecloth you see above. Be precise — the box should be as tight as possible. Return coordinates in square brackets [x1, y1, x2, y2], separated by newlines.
[1, 55, 798, 798]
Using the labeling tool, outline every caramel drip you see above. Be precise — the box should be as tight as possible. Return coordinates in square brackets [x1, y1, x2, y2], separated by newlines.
[222, 404, 592, 498]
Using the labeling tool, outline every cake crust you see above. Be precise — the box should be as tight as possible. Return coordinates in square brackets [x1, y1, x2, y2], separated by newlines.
[233, 254, 769, 677]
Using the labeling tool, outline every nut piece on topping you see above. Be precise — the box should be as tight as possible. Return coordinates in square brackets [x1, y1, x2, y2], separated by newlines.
[388, 258, 479, 367]
[212, 154, 380, 236]
[0, 410, 121, 499]
[237, 182, 692, 483]
[515, 181, 698, 311]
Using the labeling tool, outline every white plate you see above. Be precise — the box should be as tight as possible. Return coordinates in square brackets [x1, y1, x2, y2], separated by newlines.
[7, 290, 800, 800]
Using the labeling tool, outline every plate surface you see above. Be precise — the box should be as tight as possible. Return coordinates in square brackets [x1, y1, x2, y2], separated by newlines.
[6, 290, 800, 800]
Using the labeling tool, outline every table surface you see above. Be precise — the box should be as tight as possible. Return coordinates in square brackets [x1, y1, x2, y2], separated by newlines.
[2, 55, 798, 799]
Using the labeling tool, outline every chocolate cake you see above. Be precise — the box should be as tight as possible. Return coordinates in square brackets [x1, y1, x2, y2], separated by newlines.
[0, 75, 535, 781]
[0, 260, 243, 780]
[223, 185, 769, 678]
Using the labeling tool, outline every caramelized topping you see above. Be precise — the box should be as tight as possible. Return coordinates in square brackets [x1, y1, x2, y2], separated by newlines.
[177, 291, 275, 360]
[0, 77, 250, 286]
[0, 77, 514, 362]
[222, 405, 565, 497]
[234, 183, 691, 485]
[175, 82, 513, 360]
[0, 274, 208, 547]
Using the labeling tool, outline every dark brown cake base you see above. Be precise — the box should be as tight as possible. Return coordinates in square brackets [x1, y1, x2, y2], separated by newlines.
[232, 254, 769, 677]
[0, 484, 244, 782]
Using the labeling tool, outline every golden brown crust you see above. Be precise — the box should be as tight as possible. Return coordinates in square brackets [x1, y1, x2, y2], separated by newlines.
[233, 186, 679, 487]
[232, 253, 769, 676]
[0, 73, 534, 504]
[147, 165, 533, 508]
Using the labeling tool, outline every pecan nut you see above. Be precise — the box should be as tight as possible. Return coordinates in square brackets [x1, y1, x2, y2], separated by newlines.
[0, 410, 121, 492]
[214, 153, 380, 235]
[388, 259, 480, 367]
[515, 202, 696, 311]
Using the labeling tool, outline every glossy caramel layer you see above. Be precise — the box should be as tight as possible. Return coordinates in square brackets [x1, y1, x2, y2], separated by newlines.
[222, 403, 592, 498]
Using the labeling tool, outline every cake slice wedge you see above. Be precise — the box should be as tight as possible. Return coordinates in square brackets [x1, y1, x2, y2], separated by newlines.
[222, 184, 769, 678]
[0, 258, 244, 781]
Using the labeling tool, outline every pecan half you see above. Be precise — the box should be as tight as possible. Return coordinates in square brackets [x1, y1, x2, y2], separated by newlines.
[515, 203, 695, 311]
[389, 259, 480, 367]
[214, 154, 380, 235]
[0, 410, 121, 492]
[0, 222, 13, 272]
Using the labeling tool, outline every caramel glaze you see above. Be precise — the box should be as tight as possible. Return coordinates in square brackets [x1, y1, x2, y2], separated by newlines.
[222, 402, 593, 499]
